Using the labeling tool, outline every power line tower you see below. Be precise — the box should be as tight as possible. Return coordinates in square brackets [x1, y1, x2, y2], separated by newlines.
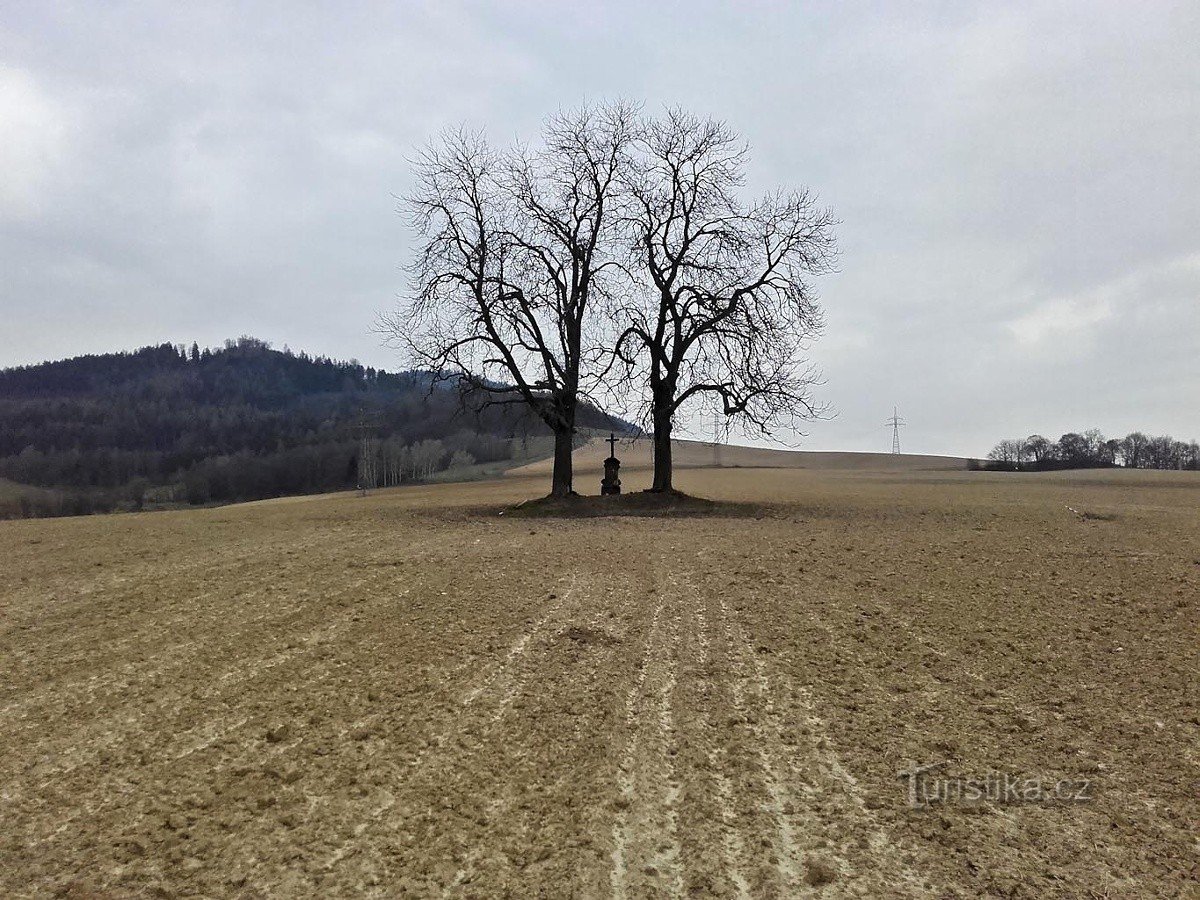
[354, 406, 379, 496]
[711, 409, 724, 468]
[885, 407, 906, 455]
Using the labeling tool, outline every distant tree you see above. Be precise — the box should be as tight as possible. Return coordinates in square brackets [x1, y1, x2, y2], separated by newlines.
[1183, 441, 1200, 470]
[407, 439, 446, 480]
[1057, 433, 1090, 466]
[614, 110, 836, 491]
[1145, 435, 1176, 469]
[1170, 440, 1191, 470]
[448, 449, 476, 470]
[987, 439, 1024, 466]
[125, 477, 150, 511]
[1024, 434, 1053, 464]
[1120, 432, 1149, 468]
[1083, 429, 1107, 464]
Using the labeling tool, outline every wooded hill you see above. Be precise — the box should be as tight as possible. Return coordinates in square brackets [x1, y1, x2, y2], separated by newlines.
[0, 337, 631, 518]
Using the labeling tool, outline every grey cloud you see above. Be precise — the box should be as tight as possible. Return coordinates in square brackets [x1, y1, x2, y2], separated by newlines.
[1, 0, 1196, 456]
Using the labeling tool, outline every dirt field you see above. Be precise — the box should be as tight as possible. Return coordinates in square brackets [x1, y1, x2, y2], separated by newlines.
[1, 441, 1197, 898]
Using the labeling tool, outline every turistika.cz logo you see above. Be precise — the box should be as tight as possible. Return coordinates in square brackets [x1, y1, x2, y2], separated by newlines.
[897, 761, 1094, 810]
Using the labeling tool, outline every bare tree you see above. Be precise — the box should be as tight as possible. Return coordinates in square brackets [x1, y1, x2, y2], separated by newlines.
[1183, 441, 1200, 470]
[1146, 434, 1177, 469]
[1101, 438, 1121, 465]
[987, 439, 1024, 466]
[613, 110, 837, 491]
[1057, 432, 1091, 466]
[383, 103, 635, 497]
[1083, 428, 1107, 463]
[1120, 431, 1149, 468]
[1024, 434, 1053, 464]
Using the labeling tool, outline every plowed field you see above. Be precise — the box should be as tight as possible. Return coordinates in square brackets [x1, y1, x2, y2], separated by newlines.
[2, 444, 1196, 897]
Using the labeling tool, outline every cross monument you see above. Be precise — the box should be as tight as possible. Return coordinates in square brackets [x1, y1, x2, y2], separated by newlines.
[601, 432, 622, 495]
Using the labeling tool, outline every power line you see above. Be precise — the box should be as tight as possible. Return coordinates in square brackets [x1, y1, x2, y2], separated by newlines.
[884, 407, 906, 454]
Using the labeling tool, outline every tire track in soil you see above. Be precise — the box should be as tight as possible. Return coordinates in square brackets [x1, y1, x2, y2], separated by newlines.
[715, 576, 933, 898]
[609, 561, 685, 900]
[668, 570, 751, 900]
[392, 542, 677, 898]
[712, 582, 804, 896]
[462, 572, 580, 715]
[437, 571, 619, 896]
[431, 553, 661, 898]
[301, 540, 640, 897]
[314, 568, 592, 883]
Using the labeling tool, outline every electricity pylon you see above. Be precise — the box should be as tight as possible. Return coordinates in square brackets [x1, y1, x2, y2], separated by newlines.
[885, 407, 906, 455]
[711, 409, 724, 468]
[354, 407, 380, 495]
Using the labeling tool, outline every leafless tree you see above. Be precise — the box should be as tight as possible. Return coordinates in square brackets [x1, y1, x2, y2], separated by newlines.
[987, 439, 1024, 466]
[382, 103, 635, 497]
[1119, 431, 1149, 468]
[1024, 434, 1053, 464]
[612, 110, 837, 491]
[1145, 434, 1178, 469]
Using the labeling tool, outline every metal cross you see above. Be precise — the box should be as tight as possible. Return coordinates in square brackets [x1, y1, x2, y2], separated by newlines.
[607, 432, 618, 457]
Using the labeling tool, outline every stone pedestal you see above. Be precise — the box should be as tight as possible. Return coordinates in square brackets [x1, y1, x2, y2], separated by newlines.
[601, 456, 622, 495]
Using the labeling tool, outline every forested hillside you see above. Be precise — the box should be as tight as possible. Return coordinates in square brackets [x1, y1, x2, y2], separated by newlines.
[0, 337, 630, 518]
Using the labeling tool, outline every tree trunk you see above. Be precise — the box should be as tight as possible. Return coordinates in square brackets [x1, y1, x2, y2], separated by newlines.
[650, 411, 673, 492]
[550, 427, 574, 497]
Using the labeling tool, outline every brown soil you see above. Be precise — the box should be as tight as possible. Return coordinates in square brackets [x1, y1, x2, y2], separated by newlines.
[506, 489, 744, 520]
[1, 448, 1196, 898]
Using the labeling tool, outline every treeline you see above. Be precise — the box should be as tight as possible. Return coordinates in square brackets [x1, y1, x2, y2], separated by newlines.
[0, 337, 625, 518]
[980, 430, 1199, 471]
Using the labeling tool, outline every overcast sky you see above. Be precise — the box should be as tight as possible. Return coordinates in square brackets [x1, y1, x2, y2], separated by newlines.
[2, 1, 1196, 456]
